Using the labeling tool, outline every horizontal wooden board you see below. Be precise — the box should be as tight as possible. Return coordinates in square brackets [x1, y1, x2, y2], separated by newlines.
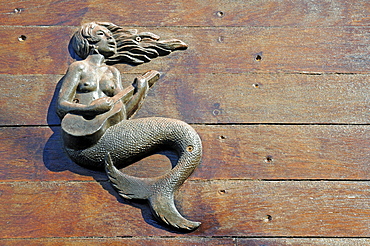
[1, 125, 368, 182]
[0, 74, 61, 126]
[0, 238, 235, 246]
[2, 238, 369, 246]
[238, 238, 370, 246]
[2, 0, 370, 27]
[2, 26, 370, 75]
[2, 0, 368, 242]
[0, 237, 236, 246]
[0, 180, 368, 238]
[0, 26, 73, 75]
[1, 73, 369, 125]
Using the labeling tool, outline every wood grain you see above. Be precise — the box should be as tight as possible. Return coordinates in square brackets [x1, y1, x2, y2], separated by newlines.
[0, 26, 73, 75]
[2, 0, 370, 27]
[1, 73, 369, 126]
[0, 74, 62, 126]
[0, 180, 368, 238]
[237, 238, 370, 246]
[2, 26, 370, 75]
[2, 238, 369, 246]
[0, 238, 235, 246]
[1, 125, 368, 182]
[1, 0, 369, 242]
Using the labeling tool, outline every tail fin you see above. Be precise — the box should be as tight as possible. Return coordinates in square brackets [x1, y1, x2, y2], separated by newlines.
[149, 193, 201, 230]
[105, 153, 201, 230]
[105, 153, 153, 199]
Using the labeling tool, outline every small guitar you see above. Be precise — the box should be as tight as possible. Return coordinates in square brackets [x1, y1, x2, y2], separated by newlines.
[61, 70, 160, 149]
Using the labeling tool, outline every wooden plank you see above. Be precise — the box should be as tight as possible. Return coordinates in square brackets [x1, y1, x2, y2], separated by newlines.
[2, 238, 369, 246]
[0, 238, 235, 246]
[0, 127, 98, 182]
[2, 26, 370, 75]
[0, 26, 73, 75]
[197, 124, 370, 180]
[2, 0, 370, 27]
[1, 125, 369, 182]
[237, 238, 370, 246]
[1, 73, 369, 126]
[2, 0, 368, 243]
[138, 73, 370, 124]
[0, 180, 368, 238]
[0, 75, 62, 126]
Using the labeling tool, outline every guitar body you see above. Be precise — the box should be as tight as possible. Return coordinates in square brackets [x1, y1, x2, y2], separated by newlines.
[61, 101, 125, 150]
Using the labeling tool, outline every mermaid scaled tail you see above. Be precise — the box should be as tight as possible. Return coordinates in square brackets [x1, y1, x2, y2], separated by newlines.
[105, 153, 201, 230]
[64, 117, 202, 229]
[100, 117, 202, 230]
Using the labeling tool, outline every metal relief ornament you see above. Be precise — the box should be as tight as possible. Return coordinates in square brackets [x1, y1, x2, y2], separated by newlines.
[56, 22, 202, 230]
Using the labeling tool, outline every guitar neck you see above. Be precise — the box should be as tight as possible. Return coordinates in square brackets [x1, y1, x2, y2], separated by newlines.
[113, 70, 159, 103]
[141, 70, 160, 88]
[112, 85, 135, 104]
[111, 70, 160, 104]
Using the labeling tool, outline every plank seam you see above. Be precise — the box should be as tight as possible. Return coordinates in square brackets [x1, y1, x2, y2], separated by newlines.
[1, 123, 369, 128]
[1, 72, 370, 76]
[1, 179, 369, 185]
[1, 25, 370, 29]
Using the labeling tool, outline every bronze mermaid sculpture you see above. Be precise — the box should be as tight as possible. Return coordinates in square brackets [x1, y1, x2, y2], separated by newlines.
[56, 22, 202, 230]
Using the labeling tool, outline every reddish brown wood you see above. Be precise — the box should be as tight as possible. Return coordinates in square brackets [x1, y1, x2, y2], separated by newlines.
[0, 127, 96, 182]
[0, 180, 368, 238]
[1, 73, 369, 126]
[197, 124, 370, 180]
[1, 0, 369, 242]
[1, 125, 368, 182]
[2, 27, 370, 75]
[0, 74, 61, 126]
[237, 238, 370, 246]
[2, 0, 370, 27]
[2, 238, 369, 246]
[124, 73, 370, 124]
[0, 26, 73, 75]
[0, 238, 235, 246]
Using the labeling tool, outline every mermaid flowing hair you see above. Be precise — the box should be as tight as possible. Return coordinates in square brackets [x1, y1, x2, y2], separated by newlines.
[69, 22, 188, 65]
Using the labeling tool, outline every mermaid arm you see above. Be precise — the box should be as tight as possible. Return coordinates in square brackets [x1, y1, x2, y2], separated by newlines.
[125, 76, 149, 119]
[124, 70, 159, 119]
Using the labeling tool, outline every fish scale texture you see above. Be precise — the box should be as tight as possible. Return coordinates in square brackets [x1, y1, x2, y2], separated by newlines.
[65, 117, 202, 172]
[65, 116, 202, 229]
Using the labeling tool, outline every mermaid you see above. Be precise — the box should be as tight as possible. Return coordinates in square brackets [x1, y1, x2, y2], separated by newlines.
[56, 22, 202, 230]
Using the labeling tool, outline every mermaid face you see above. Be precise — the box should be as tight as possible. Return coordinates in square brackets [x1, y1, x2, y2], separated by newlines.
[91, 25, 117, 57]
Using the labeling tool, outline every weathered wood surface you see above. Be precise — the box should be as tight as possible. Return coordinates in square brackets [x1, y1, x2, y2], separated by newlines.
[238, 238, 370, 246]
[1, 125, 368, 182]
[2, 0, 370, 27]
[2, 26, 370, 75]
[0, 180, 368, 238]
[1, 0, 369, 243]
[0, 238, 236, 246]
[2, 238, 369, 246]
[1, 73, 369, 125]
